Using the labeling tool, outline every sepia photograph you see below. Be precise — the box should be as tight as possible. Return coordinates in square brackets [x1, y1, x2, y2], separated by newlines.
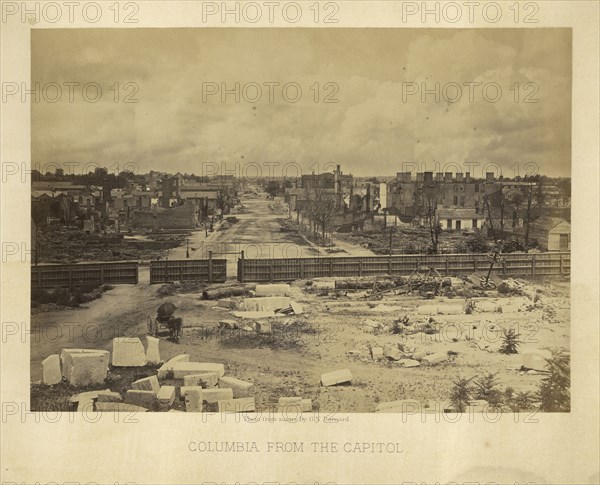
[29, 27, 572, 414]
[1, 2, 598, 485]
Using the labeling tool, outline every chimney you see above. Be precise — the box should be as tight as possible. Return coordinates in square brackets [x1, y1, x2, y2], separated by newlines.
[416, 172, 424, 182]
[486, 172, 495, 182]
[424, 172, 433, 183]
[435, 172, 444, 182]
[456, 172, 464, 182]
[465, 172, 471, 183]
[445, 172, 453, 183]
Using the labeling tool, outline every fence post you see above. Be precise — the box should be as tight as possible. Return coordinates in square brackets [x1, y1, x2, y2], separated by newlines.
[358, 260, 363, 277]
[445, 258, 449, 276]
[300, 259, 305, 279]
[531, 254, 536, 276]
[388, 256, 392, 276]
[239, 250, 245, 283]
[329, 259, 334, 277]
[474, 259, 478, 272]
[68, 267, 73, 290]
[208, 251, 213, 284]
[100, 267, 105, 285]
[38, 268, 42, 290]
[269, 260, 274, 282]
[134, 263, 139, 284]
[559, 253, 564, 275]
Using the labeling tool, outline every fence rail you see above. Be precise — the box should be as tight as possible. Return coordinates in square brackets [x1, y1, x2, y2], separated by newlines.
[150, 257, 227, 284]
[238, 252, 570, 282]
[31, 261, 139, 290]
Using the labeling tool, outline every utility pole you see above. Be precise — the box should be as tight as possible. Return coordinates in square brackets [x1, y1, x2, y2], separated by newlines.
[389, 226, 394, 256]
[186, 238, 190, 258]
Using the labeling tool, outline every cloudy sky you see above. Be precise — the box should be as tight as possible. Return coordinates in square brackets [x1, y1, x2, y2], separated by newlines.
[32, 28, 571, 178]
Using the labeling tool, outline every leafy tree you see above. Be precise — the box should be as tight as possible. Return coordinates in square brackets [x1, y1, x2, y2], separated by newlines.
[450, 376, 474, 412]
[473, 372, 503, 407]
[499, 328, 520, 354]
[265, 180, 280, 199]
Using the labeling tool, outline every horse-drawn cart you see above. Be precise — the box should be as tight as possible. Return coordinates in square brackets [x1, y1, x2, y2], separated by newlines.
[147, 302, 183, 343]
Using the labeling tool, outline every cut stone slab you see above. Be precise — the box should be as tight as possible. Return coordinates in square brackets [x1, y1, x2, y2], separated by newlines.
[420, 352, 449, 366]
[189, 387, 233, 403]
[112, 338, 147, 367]
[125, 390, 156, 409]
[159, 362, 226, 379]
[399, 359, 421, 368]
[77, 399, 94, 412]
[132, 375, 160, 395]
[145, 336, 161, 365]
[278, 397, 312, 412]
[231, 310, 275, 319]
[241, 296, 291, 312]
[376, 400, 422, 413]
[60, 349, 110, 380]
[255, 284, 291, 297]
[96, 391, 123, 403]
[474, 301, 502, 313]
[321, 369, 353, 387]
[183, 372, 220, 388]
[383, 345, 402, 361]
[69, 389, 110, 403]
[179, 386, 203, 399]
[42, 354, 62, 385]
[69, 353, 109, 386]
[290, 302, 304, 315]
[218, 397, 256, 413]
[436, 304, 464, 315]
[96, 402, 148, 412]
[157, 385, 176, 409]
[185, 388, 203, 412]
[371, 347, 384, 360]
[219, 376, 254, 391]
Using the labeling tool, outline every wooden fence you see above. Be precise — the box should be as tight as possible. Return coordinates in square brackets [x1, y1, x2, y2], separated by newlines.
[237, 252, 570, 282]
[150, 256, 227, 284]
[31, 261, 139, 290]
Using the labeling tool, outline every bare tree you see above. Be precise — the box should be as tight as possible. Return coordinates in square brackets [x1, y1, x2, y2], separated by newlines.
[310, 189, 337, 240]
[522, 182, 545, 247]
[423, 186, 441, 253]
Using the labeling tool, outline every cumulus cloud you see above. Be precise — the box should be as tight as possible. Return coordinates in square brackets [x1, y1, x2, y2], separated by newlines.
[32, 28, 571, 178]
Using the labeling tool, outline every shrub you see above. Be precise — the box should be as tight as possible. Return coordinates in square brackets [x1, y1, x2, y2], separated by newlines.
[473, 372, 503, 407]
[499, 328, 520, 354]
[538, 348, 570, 412]
[449, 376, 474, 412]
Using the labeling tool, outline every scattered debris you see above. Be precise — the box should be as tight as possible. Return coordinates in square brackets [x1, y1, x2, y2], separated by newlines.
[321, 369, 353, 387]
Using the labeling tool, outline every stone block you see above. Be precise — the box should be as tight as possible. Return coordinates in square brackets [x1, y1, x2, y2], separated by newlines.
[420, 352, 449, 365]
[197, 387, 233, 403]
[231, 310, 275, 319]
[77, 399, 94, 412]
[217, 397, 256, 413]
[255, 284, 291, 297]
[417, 304, 438, 315]
[96, 391, 123, 403]
[132, 375, 160, 394]
[383, 345, 402, 361]
[179, 386, 202, 399]
[370, 347, 384, 360]
[42, 354, 62, 385]
[96, 402, 148, 412]
[436, 304, 464, 315]
[241, 296, 291, 312]
[60, 349, 110, 380]
[145, 336, 161, 364]
[321, 369, 353, 387]
[218, 299, 238, 309]
[278, 397, 312, 412]
[218, 376, 254, 391]
[159, 362, 225, 379]
[398, 359, 421, 368]
[125, 390, 156, 409]
[69, 353, 109, 386]
[112, 338, 147, 367]
[70, 389, 110, 404]
[290, 301, 303, 315]
[185, 388, 203, 412]
[157, 385, 176, 409]
[183, 373, 219, 388]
